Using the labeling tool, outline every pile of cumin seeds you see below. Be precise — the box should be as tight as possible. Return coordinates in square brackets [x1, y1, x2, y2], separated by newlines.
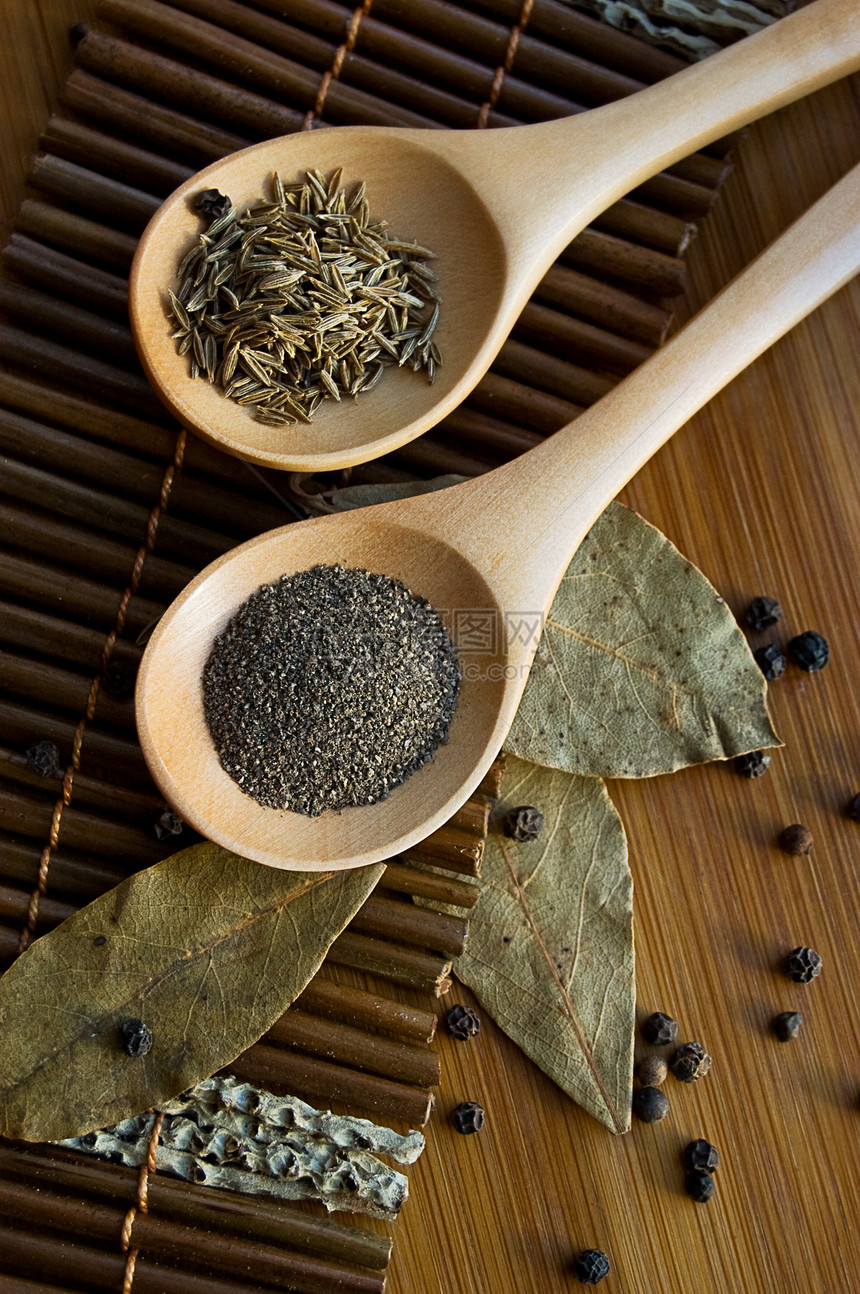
[168, 169, 442, 426]
[202, 564, 461, 817]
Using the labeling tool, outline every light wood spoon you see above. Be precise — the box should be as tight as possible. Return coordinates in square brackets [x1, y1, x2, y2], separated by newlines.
[136, 159, 860, 871]
[130, 0, 860, 472]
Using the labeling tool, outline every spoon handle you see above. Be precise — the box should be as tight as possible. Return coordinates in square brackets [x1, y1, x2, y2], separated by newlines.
[441, 0, 860, 285]
[440, 160, 860, 612]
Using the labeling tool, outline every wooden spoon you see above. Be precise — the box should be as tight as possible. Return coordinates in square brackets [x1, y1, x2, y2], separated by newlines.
[136, 159, 860, 872]
[130, 0, 860, 472]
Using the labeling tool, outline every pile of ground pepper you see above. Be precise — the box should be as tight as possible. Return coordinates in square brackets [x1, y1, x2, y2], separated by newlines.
[202, 564, 461, 816]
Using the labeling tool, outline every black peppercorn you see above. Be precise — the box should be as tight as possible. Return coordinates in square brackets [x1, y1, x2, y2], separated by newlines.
[153, 808, 184, 841]
[753, 644, 786, 681]
[635, 1055, 668, 1088]
[451, 1101, 484, 1135]
[685, 1169, 716, 1203]
[745, 596, 782, 632]
[787, 631, 829, 672]
[81, 1131, 98, 1148]
[845, 793, 860, 822]
[784, 946, 822, 983]
[572, 1249, 611, 1285]
[632, 1086, 670, 1123]
[772, 1010, 803, 1041]
[26, 740, 62, 778]
[670, 1042, 711, 1083]
[120, 1018, 153, 1057]
[194, 188, 232, 219]
[683, 1139, 720, 1174]
[502, 805, 544, 841]
[779, 824, 814, 856]
[641, 1011, 678, 1046]
[445, 1003, 481, 1041]
[735, 750, 771, 779]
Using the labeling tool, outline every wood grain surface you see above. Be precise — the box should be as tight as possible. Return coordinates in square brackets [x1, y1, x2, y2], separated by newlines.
[3, 5, 860, 1294]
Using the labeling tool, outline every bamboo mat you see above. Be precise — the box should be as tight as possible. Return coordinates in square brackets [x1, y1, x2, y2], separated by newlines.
[2, 1, 860, 1292]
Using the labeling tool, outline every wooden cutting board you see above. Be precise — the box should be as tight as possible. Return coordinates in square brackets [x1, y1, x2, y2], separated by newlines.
[2, 4, 860, 1292]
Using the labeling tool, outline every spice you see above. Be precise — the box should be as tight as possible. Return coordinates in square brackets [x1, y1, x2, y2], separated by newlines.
[846, 793, 860, 822]
[685, 1169, 716, 1203]
[202, 564, 461, 816]
[635, 1055, 668, 1087]
[683, 1139, 720, 1173]
[787, 631, 829, 672]
[632, 1086, 669, 1123]
[772, 1010, 803, 1041]
[778, 824, 813, 856]
[445, 1004, 481, 1041]
[152, 808, 184, 841]
[745, 596, 782, 631]
[735, 750, 771, 779]
[641, 1011, 678, 1046]
[170, 170, 441, 426]
[502, 805, 544, 841]
[25, 740, 62, 778]
[571, 1249, 611, 1285]
[670, 1042, 711, 1083]
[753, 644, 786, 681]
[784, 946, 822, 983]
[120, 1019, 153, 1058]
[451, 1101, 484, 1135]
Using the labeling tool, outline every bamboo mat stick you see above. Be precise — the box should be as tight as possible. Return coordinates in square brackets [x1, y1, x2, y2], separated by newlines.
[564, 226, 686, 296]
[0, 747, 161, 820]
[0, 321, 156, 410]
[514, 302, 649, 376]
[40, 116, 194, 195]
[594, 195, 695, 256]
[469, 372, 581, 433]
[0, 652, 135, 729]
[536, 263, 672, 345]
[0, 789, 166, 867]
[0, 699, 153, 783]
[0, 883, 76, 930]
[0, 600, 141, 674]
[352, 893, 469, 959]
[27, 154, 160, 231]
[265, 1009, 441, 1087]
[497, 0, 685, 80]
[387, 436, 488, 479]
[326, 929, 453, 995]
[401, 824, 485, 875]
[16, 199, 138, 272]
[2, 235, 130, 317]
[0, 1142, 393, 1270]
[295, 975, 437, 1045]
[0, 281, 138, 364]
[381, 862, 480, 909]
[494, 339, 613, 407]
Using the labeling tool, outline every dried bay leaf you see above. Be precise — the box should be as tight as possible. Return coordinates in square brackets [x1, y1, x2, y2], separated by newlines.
[508, 501, 779, 777]
[0, 843, 383, 1142]
[454, 756, 634, 1133]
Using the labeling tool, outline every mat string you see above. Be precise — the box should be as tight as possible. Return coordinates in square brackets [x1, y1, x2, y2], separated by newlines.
[303, 0, 375, 130]
[121, 1110, 165, 1293]
[16, 431, 188, 956]
[477, 0, 534, 128]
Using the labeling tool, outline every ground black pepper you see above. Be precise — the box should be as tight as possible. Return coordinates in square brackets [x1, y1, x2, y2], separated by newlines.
[685, 1169, 716, 1203]
[787, 631, 829, 672]
[632, 1086, 669, 1123]
[571, 1250, 611, 1285]
[502, 805, 544, 841]
[754, 644, 786, 681]
[683, 1139, 720, 1173]
[735, 750, 771, 779]
[745, 596, 782, 632]
[670, 1042, 711, 1083]
[203, 564, 461, 815]
[779, 824, 813, 856]
[772, 1011, 803, 1041]
[120, 1019, 153, 1058]
[445, 1004, 481, 1041]
[451, 1101, 484, 1135]
[641, 1012, 678, 1046]
[784, 947, 822, 983]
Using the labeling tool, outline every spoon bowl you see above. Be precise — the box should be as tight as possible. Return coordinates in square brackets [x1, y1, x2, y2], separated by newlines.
[129, 0, 860, 470]
[136, 161, 860, 870]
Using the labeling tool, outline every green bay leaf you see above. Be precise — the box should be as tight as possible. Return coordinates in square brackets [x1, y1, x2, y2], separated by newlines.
[507, 501, 779, 777]
[455, 756, 634, 1133]
[0, 844, 383, 1142]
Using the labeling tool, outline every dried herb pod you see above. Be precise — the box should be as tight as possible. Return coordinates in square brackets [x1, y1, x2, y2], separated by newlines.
[502, 805, 544, 841]
[450, 1101, 484, 1135]
[745, 596, 782, 631]
[685, 1169, 716, 1203]
[683, 1139, 720, 1173]
[772, 1010, 803, 1041]
[572, 1249, 611, 1285]
[754, 644, 786, 681]
[641, 1011, 678, 1046]
[670, 1042, 711, 1083]
[632, 1086, 670, 1123]
[784, 946, 822, 983]
[25, 740, 62, 778]
[445, 1004, 481, 1041]
[787, 631, 829, 672]
[778, 824, 813, 856]
[120, 1019, 153, 1058]
[635, 1055, 668, 1088]
[735, 750, 771, 779]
